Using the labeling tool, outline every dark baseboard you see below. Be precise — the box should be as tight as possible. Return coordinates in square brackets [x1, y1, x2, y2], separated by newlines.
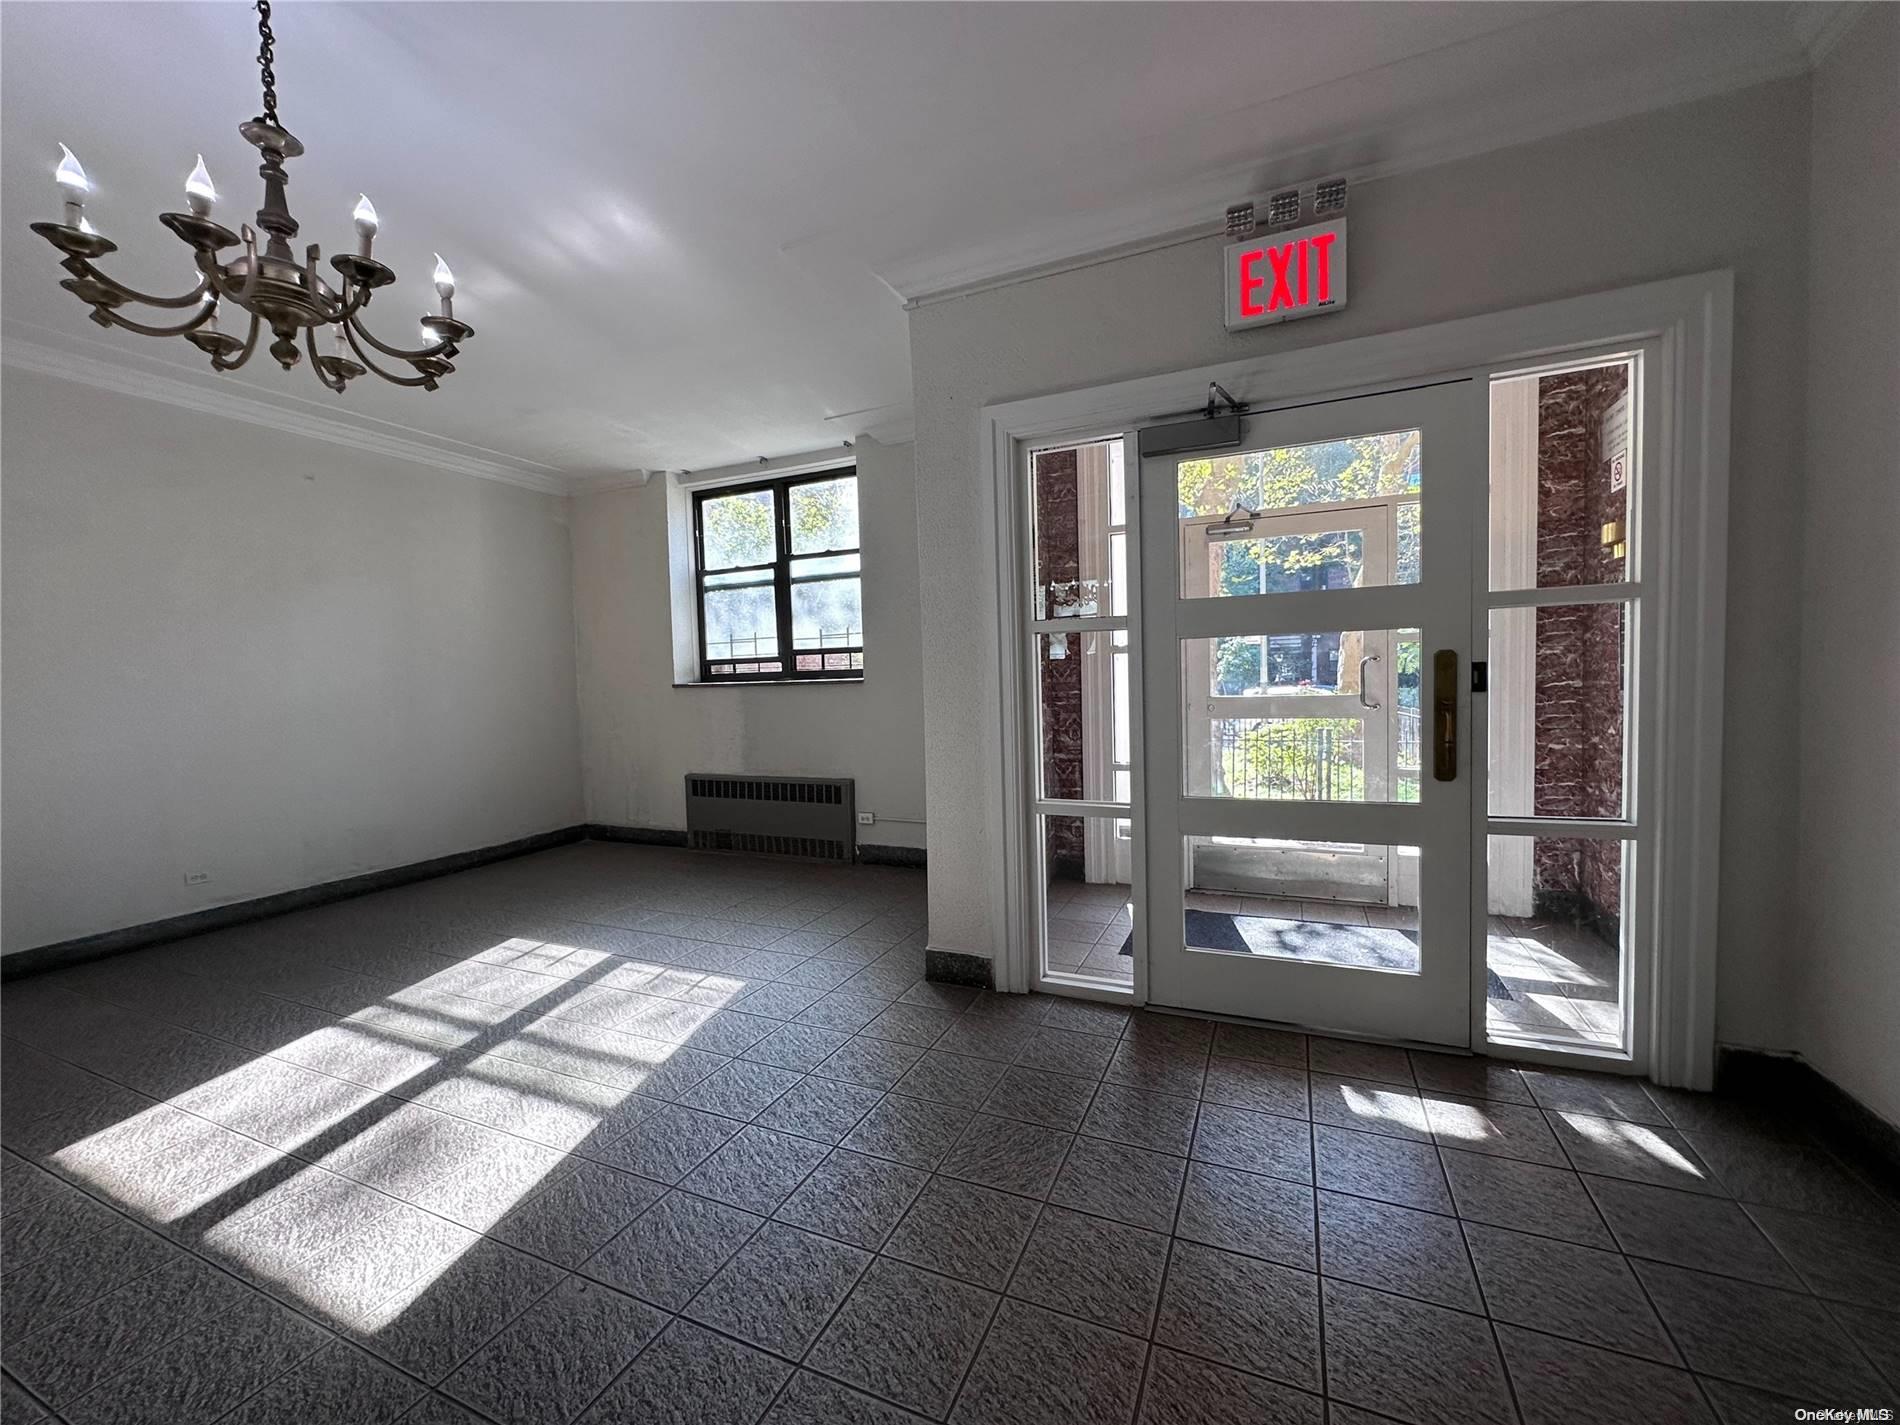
[1719, 1047, 1900, 1186]
[859, 843, 926, 869]
[2, 823, 922, 985]
[581, 823, 690, 848]
[1, 825, 588, 981]
[925, 948, 993, 990]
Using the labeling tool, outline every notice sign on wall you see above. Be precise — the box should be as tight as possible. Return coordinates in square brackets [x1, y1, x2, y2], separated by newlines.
[1224, 218, 1348, 331]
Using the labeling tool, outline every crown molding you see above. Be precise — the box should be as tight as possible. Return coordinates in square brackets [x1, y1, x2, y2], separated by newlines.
[880, 50, 1812, 306]
[2, 333, 571, 495]
[568, 469, 657, 496]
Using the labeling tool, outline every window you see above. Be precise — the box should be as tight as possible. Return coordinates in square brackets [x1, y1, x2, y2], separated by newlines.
[693, 469, 863, 680]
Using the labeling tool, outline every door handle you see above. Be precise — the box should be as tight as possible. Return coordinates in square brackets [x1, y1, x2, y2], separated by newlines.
[1432, 649, 1458, 781]
[1357, 653, 1381, 710]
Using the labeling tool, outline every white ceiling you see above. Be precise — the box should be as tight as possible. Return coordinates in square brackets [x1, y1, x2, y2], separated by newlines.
[1, 2, 1833, 485]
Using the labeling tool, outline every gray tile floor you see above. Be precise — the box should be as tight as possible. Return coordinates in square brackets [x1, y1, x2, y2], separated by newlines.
[2, 843, 1895, 1424]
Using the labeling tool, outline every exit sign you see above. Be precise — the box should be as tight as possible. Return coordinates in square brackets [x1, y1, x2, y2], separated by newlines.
[1224, 218, 1348, 331]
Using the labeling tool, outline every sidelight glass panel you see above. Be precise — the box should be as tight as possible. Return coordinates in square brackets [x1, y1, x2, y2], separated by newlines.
[1183, 837, 1421, 973]
[790, 578, 862, 650]
[1489, 360, 1635, 591]
[1487, 603, 1629, 819]
[788, 477, 859, 555]
[1177, 430, 1420, 600]
[1033, 441, 1125, 619]
[1038, 632, 1130, 805]
[1182, 630, 1420, 803]
[700, 487, 777, 570]
[1486, 834, 1626, 1049]
[704, 585, 778, 660]
[1041, 813, 1134, 987]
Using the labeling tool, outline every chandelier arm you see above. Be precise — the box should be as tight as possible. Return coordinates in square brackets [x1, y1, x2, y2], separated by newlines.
[210, 311, 264, 372]
[328, 284, 372, 327]
[67, 263, 213, 310]
[215, 227, 268, 310]
[95, 303, 219, 340]
[344, 309, 454, 363]
[340, 319, 439, 387]
[304, 323, 347, 394]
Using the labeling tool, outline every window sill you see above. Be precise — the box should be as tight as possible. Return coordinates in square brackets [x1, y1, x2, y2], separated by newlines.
[673, 677, 866, 689]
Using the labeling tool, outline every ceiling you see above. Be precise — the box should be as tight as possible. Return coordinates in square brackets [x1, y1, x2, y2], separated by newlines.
[1, 3, 1835, 487]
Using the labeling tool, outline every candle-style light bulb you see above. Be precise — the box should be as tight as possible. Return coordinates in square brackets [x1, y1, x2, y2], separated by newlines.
[77, 216, 99, 236]
[352, 194, 378, 258]
[204, 297, 220, 335]
[184, 154, 216, 216]
[432, 253, 456, 318]
[55, 143, 89, 226]
[55, 143, 89, 194]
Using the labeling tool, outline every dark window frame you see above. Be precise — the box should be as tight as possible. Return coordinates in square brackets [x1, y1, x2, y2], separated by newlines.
[692, 467, 864, 682]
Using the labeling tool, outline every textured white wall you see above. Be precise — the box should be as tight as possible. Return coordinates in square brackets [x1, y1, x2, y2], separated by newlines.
[910, 77, 1814, 1052]
[570, 438, 927, 847]
[1, 370, 584, 953]
[1794, 8, 1900, 1126]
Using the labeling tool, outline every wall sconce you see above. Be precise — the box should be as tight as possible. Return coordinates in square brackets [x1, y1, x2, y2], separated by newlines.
[1601, 520, 1627, 561]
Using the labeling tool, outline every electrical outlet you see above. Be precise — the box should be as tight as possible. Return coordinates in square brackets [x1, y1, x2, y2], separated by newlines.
[856, 812, 875, 825]
[184, 871, 210, 886]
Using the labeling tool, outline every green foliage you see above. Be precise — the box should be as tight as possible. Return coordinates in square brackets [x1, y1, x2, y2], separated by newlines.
[1181, 433, 1419, 589]
[1214, 639, 1261, 696]
[1219, 718, 1366, 800]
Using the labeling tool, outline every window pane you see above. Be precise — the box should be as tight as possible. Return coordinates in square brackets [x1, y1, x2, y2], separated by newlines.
[789, 476, 859, 555]
[1185, 837, 1421, 972]
[700, 488, 776, 570]
[1177, 431, 1420, 600]
[1183, 629, 1420, 803]
[1038, 632, 1129, 804]
[1487, 834, 1625, 1049]
[1209, 528, 1366, 598]
[704, 584, 778, 660]
[1489, 361, 1634, 591]
[1033, 442, 1121, 619]
[1202, 718, 1368, 801]
[1488, 603, 1628, 818]
[1041, 813, 1133, 987]
[1396, 501, 1421, 583]
[791, 577, 862, 650]
[792, 553, 860, 579]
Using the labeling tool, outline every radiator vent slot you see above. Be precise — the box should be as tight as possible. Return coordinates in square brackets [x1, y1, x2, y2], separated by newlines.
[684, 774, 856, 863]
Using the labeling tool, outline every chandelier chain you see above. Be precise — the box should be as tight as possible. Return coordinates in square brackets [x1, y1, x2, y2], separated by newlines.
[255, 0, 279, 125]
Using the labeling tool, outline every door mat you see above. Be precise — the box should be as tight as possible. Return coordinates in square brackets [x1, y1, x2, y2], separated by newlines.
[1123, 909, 1420, 973]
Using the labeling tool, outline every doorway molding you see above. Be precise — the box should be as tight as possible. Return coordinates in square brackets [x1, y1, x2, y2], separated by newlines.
[980, 270, 1732, 1089]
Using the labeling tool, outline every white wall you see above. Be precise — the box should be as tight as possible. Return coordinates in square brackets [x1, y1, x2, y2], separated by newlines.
[571, 438, 927, 847]
[1, 370, 584, 953]
[910, 77, 1814, 1052]
[1793, 8, 1900, 1126]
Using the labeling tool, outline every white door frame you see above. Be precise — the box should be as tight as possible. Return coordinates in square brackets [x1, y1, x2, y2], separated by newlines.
[983, 270, 1731, 1089]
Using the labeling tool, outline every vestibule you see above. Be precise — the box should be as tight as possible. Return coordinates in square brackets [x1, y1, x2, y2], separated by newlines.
[908, 75, 1816, 1088]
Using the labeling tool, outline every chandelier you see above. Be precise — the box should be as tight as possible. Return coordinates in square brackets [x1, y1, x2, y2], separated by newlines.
[28, 0, 471, 393]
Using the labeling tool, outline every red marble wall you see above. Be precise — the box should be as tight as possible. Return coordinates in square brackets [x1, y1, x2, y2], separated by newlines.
[1533, 366, 1629, 929]
[1035, 449, 1086, 877]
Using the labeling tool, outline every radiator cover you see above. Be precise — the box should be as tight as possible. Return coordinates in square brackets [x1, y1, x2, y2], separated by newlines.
[683, 774, 857, 863]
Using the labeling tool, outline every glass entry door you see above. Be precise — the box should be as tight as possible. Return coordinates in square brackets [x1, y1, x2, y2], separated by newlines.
[1138, 382, 1483, 1046]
